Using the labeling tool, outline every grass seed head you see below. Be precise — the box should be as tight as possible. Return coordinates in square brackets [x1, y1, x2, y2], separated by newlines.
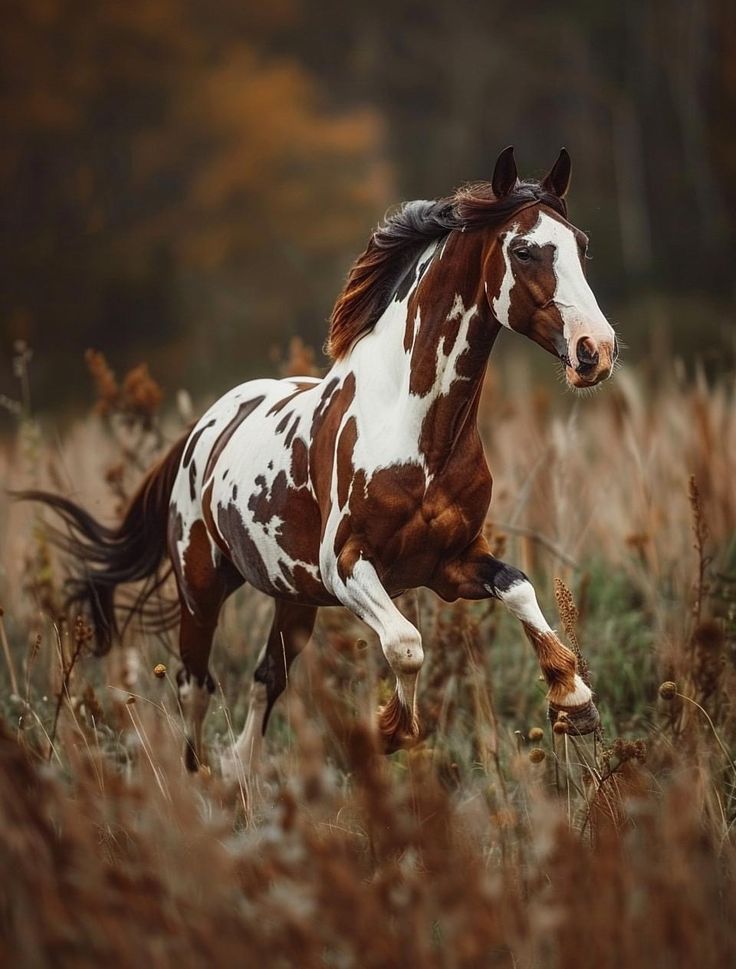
[659, 681, 677, 700]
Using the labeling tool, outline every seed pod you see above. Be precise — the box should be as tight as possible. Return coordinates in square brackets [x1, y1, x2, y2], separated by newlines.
[658, 681, 677, 700]
[529, 747, 546, 764]
[153, 663, 167, 679]
[528, 727, 544, 742]
[552, 719, 569, 735]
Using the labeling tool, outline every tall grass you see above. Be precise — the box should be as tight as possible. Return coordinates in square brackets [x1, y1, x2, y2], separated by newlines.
[0, 349, 735, 967]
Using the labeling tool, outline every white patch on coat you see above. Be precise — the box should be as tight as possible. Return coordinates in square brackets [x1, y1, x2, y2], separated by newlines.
[490, 225, 519, 328]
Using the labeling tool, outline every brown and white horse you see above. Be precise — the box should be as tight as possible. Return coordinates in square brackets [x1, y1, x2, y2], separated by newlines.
[21, 147, 617, 773]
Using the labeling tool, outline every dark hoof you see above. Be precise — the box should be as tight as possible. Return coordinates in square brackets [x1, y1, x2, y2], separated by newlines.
[548, 699, 600, 736]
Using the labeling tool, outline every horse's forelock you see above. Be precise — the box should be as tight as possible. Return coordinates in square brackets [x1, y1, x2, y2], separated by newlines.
[326, 180, 567, 360]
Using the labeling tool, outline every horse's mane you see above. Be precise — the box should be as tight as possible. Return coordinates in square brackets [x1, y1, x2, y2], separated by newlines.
[326, 179, 568, 359]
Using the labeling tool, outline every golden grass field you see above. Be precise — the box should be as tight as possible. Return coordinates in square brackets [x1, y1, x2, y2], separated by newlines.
[1, 345, 735, 968]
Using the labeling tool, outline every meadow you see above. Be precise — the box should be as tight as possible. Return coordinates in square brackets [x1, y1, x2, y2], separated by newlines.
[1, 342, 735, 968]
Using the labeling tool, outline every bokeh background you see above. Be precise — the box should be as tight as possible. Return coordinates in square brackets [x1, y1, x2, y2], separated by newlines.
[2, 0, 735, 416]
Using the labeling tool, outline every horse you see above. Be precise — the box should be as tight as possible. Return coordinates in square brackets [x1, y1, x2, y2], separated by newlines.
[19, 147, 618, 774]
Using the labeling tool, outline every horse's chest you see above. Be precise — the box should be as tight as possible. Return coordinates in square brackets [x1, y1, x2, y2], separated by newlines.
[347, 460, 490, 571]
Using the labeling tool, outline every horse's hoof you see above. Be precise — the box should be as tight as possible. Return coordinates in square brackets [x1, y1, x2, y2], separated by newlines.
[548, 699, 600, 736]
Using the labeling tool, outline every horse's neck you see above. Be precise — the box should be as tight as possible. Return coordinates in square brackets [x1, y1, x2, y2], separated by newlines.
[343, 232, 499, 469]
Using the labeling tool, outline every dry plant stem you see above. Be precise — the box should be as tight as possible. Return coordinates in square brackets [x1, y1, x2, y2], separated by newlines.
[48, 624, 85, 760]
[106, 686, 190, 748]
[677, 691, 736, 787]
[124, 705, 170, 802]
[688, 475, 711, 626]
[217, 682, 251, 822]
[0, 612, 19, 695]
[497, 522, 580, 570]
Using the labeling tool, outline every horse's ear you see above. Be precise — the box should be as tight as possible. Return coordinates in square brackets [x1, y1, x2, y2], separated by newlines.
[492, 146, 518, 198]
[542, 148, 572, 199]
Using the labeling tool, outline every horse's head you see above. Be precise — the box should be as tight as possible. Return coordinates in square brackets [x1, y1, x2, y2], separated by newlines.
[483, 147, 617, 389]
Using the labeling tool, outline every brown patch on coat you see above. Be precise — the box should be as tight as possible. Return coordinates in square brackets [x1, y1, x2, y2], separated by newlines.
[216, 501, 273, 592]
[247, 470, 321, 569]
[203, 396, 265, 482]
[333, 515, 352, 557]
[182, 419, 215, 468]
[275, 412, 292, 434]
[284, 416, 300, 448]
[419, 353, 487, 474]
[182, 520, 218, 599]
[291, 438, 308, 487]
[200, 481, 231, 561]
[336, 416, 358, 509]
[336, 535, 364, 584]
[176, 513, 241, 624]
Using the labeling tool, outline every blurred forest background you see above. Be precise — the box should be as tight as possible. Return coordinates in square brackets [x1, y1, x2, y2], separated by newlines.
[2, 0, 735, 416]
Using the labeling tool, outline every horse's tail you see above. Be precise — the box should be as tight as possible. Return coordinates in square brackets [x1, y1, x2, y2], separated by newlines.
[13, 432, 189, 655]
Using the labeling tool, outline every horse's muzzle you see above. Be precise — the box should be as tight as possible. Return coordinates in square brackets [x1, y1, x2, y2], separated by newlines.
[565, 335, 616, 388]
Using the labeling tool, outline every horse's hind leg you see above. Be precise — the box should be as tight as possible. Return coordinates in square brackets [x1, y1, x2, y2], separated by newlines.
[223, 601, 316, 781]
[173, 522, 240, 771]
[177, 609, 218, 771]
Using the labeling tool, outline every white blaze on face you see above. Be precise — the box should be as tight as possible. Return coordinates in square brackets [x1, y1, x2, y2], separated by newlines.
[490, 211, 615, 371]
[524, 212, 614, 365]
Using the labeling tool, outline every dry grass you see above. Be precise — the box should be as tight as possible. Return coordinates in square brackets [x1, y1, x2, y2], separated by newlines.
[0, 350, 735, 967]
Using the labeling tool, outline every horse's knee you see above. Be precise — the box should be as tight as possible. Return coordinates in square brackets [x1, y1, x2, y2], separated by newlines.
[383, 625, 424, 676]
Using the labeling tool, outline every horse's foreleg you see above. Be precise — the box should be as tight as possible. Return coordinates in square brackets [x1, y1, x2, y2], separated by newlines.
[439, 542, 599, 734]
[335, 551, 424, 752]
[224, 601, 317, 781]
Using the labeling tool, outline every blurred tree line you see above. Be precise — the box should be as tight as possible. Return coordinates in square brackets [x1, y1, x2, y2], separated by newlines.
[1, 0, 734, 411]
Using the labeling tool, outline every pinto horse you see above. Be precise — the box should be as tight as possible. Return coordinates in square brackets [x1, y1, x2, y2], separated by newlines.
[21, 147, 617, 773]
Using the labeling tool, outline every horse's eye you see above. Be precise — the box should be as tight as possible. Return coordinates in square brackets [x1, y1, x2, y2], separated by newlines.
[514, 247, 531, 262]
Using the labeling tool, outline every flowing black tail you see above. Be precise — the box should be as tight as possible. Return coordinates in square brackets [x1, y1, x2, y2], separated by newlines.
[13, 433, 189, 655]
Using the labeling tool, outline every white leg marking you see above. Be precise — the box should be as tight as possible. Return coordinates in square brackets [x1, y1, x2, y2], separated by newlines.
[491, 578, 592, 708]
[336, 558, 424, 731]
[344, 559, 424, 674]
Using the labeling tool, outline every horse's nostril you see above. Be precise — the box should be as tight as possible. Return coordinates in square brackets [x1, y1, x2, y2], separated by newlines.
[576, 336, 599, 373]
